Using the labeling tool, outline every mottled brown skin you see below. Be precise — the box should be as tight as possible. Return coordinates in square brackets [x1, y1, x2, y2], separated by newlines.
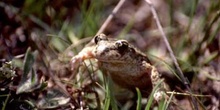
[71, 34, 159, 96]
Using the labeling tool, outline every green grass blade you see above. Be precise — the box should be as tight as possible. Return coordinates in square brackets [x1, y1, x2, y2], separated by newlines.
[136, 88, 142, 110]
[145, 79, 164, 110]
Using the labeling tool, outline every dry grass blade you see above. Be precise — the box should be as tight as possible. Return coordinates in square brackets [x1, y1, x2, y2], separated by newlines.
[166, 92, 212, 98]
[96, 0, 126, 35]
[144, 0, 198, 109]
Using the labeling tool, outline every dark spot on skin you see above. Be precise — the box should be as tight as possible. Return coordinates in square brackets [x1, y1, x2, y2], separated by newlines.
[130, 48, 136, 54]
[115, 54, 120, 58]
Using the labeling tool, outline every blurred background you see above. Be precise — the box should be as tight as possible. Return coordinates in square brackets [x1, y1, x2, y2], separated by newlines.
[0, 0, 219, 109]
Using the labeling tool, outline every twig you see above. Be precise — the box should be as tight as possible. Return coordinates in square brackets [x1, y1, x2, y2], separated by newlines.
[166, 92, 212, 97]
[144, 0, 198, 109]
[96, 0, 126, 35]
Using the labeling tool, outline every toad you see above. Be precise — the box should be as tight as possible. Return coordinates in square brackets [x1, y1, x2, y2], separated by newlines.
[71, 34, 168, 100]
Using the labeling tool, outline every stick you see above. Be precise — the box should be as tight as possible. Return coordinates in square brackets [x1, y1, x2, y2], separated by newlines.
[96, 0, 126, 35]
[144, 0, 198, 109]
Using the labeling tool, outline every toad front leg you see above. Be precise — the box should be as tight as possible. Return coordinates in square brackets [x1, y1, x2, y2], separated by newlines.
[71, 46, 95, 71]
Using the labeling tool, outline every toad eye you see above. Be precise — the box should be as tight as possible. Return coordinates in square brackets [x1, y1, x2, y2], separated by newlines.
[115, 40, 129, 51]
[94, 34, 108, 44]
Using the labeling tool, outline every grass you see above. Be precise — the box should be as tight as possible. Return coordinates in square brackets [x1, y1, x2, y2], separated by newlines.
[0, 0, 220, 109]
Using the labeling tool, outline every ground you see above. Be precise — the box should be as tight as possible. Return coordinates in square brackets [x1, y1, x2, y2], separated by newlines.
[0, 0, 220, 109]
